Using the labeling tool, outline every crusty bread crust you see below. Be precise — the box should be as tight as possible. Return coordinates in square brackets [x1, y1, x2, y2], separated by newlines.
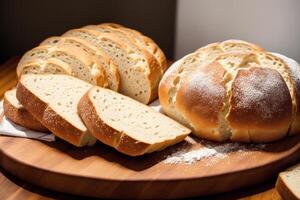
[3, 90, 48, 132]
[176, 61, 227, 141]
[159, 41, 298, 143]
[227, 67, 292, 142]
[16, 77, 96, 147]
[100, 24, 168, 73]
[271, 53, 300, 135]
[78, 91, 151, 156]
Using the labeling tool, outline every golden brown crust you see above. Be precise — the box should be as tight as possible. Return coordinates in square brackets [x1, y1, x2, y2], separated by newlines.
[88, 25, 162, 104]
[159, 41, 296, 143]
[158, 53, 194, 116]
[227, 67, 292, 142]
[16, 77, 92, 147]
[176, 62, 227, 141]
[3, 92, 48, 132]
[78, 91, 150, 156]
[97, 23, 168, 73]
[220, 39, 264, 52]
[272, 53, 300, 135]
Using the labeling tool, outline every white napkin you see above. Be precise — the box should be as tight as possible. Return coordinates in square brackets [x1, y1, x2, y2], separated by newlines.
[0, 100, 55, 142]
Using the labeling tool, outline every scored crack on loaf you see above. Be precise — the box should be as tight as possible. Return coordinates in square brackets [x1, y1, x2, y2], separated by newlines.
[159, 40, 299, 143]
[159, 40, 264, 130]
[78, 86, 191, 156]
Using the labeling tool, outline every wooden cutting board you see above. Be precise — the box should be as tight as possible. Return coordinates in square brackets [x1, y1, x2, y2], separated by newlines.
[0, 133, 300, 199]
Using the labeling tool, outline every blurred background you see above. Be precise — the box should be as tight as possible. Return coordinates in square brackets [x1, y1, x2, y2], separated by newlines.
[1, 0, 299, 64]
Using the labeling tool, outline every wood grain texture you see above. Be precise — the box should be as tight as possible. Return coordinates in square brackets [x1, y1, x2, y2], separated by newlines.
[0, 57, 292, 200]
[0, 134, 299, 199]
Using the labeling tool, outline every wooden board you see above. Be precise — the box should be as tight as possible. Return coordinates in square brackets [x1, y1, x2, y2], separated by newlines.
[0, 134, 300, 199]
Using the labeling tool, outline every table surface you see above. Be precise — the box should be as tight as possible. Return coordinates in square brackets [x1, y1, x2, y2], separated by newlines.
[0, 57, 284, 200]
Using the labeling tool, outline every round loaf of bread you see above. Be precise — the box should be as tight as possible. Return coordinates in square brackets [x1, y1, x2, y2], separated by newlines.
[159, 40, 300, 143]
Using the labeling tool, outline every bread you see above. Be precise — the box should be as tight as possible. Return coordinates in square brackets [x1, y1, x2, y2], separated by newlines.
[85, 23, 168, 73]
[276, 163, 300, 200]
[159, 40, 264, 131]
[3, 88, 48, 132]
[63, 28, 160, 104]
[16, 74, 96, 147]
[40, 36, 119, 91]
[78, 86, 191, 156]
[82, 25, 163, 98]
[16, 23, 165, 104]
[20, 58, 72, 76]
[159, 40, 298, 142]
[271, 53, 300, 135]
[17, 45, 108, 87]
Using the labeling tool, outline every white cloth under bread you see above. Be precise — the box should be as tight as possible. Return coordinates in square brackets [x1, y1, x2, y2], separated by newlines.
[0, 100, 56, 142]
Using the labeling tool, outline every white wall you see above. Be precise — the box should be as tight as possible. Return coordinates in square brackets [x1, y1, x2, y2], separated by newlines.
[175, 0, 300, 62]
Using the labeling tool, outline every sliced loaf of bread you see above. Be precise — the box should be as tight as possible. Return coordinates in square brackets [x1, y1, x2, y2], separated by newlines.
[78, 86, 191, 156]
[63, 28, 159, 104]
[16, 74, 96, 147]
[3, 88, 48, 132]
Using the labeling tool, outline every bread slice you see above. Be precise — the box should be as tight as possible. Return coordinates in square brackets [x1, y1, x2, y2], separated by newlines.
[3, 88, 48, 132]
[20, 58, 72, 76]
[40, 36, 118, 90]
[17, 45, 108, 87]
[118, 26, 167, 72]
[63, 28, 159, 104]
[78, 86, 191, 156]
[83, 25, 162, 100]
[16, 74, 96, 147]
[276, 163, 300, 200]
[86, 23, 168, 73]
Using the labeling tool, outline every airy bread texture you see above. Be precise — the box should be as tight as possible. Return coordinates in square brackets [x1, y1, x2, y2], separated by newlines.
[63, 28, 159, 104]
[83, 24, 163, 100]
[159, 40, 299, 143]
[276, 163, 300, 200]
[40, 36, 118, 91]
[20, 58, 72, 76]
[3, 88, 48, 132]
[78, 86, 191, 156]
[16, 74, 96, 147]
[17, 45, 108, 87]
[85, 23, 168, 73]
